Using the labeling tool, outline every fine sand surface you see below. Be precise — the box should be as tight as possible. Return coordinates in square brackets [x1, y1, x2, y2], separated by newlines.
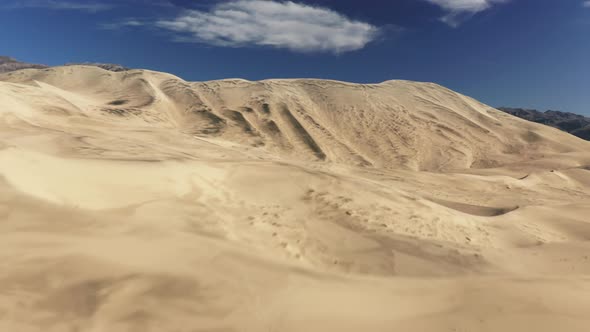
[1, 66, 590, 331]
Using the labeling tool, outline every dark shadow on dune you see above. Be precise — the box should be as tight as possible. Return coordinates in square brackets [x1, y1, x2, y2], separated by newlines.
[108, 99, 128, 106]
[279, 105, 326, 160]
[428, 198, 519, 217]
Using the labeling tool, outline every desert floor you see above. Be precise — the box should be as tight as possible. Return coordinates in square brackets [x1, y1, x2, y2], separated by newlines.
[1, 66, 590, 331]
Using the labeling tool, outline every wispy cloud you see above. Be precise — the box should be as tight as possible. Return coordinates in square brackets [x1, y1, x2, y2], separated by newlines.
[425, 0, 509, 27]
[583, 1, 590, 7]
[1, 0, 114, 12]
[99, 20, 145, 30]
[154, 0, 380, 54]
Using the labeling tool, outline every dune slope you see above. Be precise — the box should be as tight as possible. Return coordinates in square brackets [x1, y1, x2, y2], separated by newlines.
[1, 66, 590, 332]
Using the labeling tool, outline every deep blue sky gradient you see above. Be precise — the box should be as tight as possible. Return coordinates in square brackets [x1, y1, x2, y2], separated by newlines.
[1, 0, 588, 114]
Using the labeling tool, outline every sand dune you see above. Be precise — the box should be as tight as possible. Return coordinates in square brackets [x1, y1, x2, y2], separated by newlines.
[1, 66, 590, 331]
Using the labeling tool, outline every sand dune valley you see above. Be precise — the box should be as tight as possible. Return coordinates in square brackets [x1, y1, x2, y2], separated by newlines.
[1, 65, 590, 332]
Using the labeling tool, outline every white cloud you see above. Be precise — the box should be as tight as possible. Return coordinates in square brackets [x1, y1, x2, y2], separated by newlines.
[1, 0, 114, 12]
[100, 20, 145, 30]
[584, 1, 590, 7]
[155, 0, 380, 53]
[427, 0, 492, 12]
[425, 0, 508, 27]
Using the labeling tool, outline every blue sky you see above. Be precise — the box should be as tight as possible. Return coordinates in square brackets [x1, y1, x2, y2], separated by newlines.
[1, 0, 589, 114]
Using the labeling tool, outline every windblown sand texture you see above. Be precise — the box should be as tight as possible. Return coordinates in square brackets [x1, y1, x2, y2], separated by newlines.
[1, 66, 590, 331]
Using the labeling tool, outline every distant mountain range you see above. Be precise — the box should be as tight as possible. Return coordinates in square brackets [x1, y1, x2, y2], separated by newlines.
[0, 56, 47, 73]
[498, 107, 590, 141]
[0, 55, 128, 74]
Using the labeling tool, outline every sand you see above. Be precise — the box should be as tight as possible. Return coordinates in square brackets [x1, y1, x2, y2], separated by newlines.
[1, 66, 590, 331]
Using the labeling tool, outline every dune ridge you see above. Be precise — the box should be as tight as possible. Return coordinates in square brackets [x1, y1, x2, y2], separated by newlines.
[1, 66, 590, 331]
